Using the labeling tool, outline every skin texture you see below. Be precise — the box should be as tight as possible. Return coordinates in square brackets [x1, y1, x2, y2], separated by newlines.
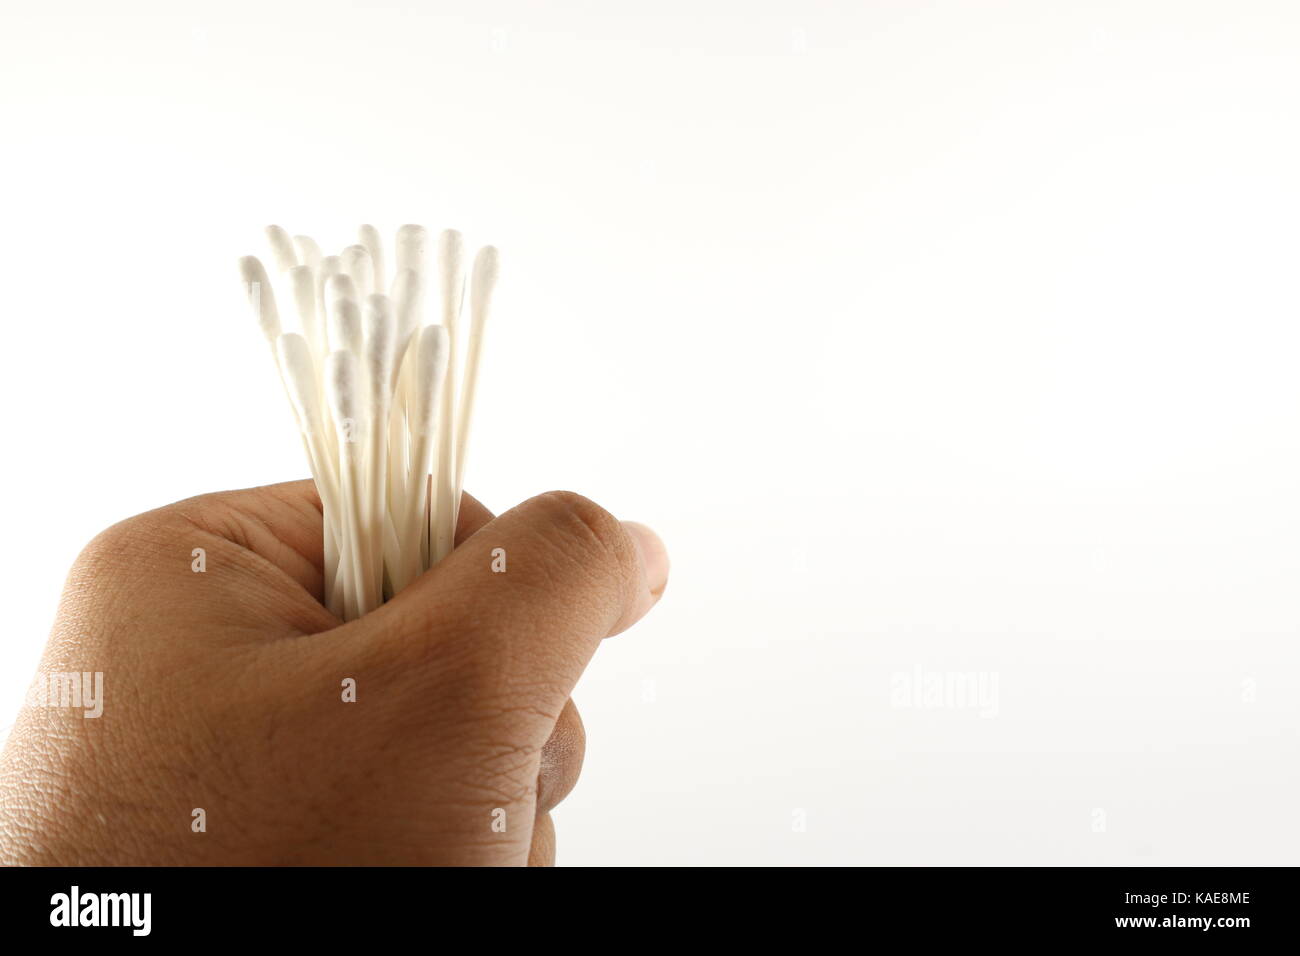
[0, 481, 669, 866]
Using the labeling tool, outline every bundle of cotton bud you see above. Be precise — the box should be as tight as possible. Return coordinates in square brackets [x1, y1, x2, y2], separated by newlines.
[239, 225, 498, 621]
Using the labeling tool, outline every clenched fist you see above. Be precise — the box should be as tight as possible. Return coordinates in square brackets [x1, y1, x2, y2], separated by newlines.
[0, 481, 668, 866]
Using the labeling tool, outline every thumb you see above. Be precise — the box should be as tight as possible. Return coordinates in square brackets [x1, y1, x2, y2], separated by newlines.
[322, 490, 668, 742]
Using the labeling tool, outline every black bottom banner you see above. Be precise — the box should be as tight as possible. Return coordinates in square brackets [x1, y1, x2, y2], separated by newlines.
[0, 865, 1286, 944]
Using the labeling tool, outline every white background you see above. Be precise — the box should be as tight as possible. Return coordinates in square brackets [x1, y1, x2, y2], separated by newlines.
[1, 1, 1298, 865]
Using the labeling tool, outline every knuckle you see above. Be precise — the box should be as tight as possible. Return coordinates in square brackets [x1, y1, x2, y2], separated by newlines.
[531, 490, 635, 581]
[74, 512, 176, 574]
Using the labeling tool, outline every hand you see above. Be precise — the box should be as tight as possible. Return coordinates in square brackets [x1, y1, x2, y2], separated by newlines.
[0, 481, 668, 865]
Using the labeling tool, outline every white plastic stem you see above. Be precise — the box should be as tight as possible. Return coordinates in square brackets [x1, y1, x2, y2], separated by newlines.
[363, 294, 396, 599]
[402, 325, 449, 589]
[453, 246, 499, 525]
[430, 230, 464, 564]
[276, 333, 345, 616]
[325, 349, 375, 617]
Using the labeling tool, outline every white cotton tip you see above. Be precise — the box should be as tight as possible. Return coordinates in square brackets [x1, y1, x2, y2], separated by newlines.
[294, 235, 322, 271]
[358, 224, 385, 292]
[239, 255, 281, 343]
[317, 255, 340, 305]
[264, 225, 298, 272]
[395, 224, 428, 278]
[289, 265, 316, 332]
[324, 349, 362, 435]
[326, 271, 357, 305]
[341, 244, 373, 301]
[435, 229, 466, 324]
[364, 294, 397, 404]
[276, 333, 323, 434]
[327, 289, 363, 357]
[391, 268, 422, 351]
[325, 273, 359, 352]
[470, 245, 500, 323]
[413, 325, 450, 435]
[319, 255, 341, 284]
